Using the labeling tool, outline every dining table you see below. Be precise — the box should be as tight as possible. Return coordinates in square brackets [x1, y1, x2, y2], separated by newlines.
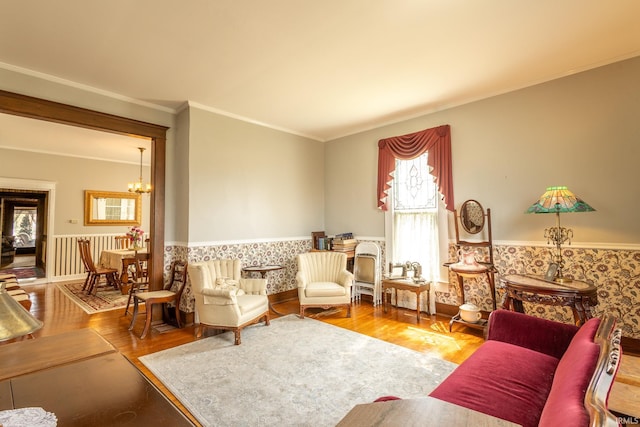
[99, 248, 148, 293]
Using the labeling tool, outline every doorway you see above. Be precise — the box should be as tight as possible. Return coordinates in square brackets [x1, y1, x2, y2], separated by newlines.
[0, 179, 54, 281]
[0, 90, 167, 290]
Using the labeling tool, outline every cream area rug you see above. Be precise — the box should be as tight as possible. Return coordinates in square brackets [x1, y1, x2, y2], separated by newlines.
[57, 281, 129, 314]
[140, 315, 457, 427]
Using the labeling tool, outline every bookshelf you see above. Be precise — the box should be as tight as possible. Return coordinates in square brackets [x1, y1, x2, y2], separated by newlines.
[310, 231, 355, 272]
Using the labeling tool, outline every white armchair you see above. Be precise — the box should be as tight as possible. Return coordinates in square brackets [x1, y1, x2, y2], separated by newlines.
[296, 251, 354, 318]
[187, 259, 270, 345]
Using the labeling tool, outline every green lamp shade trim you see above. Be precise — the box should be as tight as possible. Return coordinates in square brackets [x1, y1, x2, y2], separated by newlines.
[526, 186, 595, 214]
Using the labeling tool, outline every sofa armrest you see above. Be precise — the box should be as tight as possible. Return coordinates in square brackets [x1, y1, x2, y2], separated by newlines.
[487, 309, 579, 359]
[584, 315, 622, 427]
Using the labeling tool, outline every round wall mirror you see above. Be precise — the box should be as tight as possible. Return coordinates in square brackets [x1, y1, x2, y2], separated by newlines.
[460, 200, 485, 234]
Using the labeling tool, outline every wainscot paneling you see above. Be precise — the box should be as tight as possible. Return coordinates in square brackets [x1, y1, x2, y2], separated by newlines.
[162, 240, 639, 340]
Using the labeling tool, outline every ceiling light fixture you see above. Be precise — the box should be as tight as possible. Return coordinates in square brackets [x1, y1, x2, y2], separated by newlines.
[128, 147, 151, 194]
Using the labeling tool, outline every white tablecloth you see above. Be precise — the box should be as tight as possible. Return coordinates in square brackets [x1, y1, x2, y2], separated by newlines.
[99, 248, 148, 275]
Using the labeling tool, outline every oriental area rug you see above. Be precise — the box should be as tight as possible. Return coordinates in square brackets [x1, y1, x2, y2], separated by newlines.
[0, 266, 45, 280]
[140, 315, 457, 427]
[57, 281, 129, 314]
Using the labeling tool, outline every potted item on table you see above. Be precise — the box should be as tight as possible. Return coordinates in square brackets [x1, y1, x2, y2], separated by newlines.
[127, 226, 145, 250]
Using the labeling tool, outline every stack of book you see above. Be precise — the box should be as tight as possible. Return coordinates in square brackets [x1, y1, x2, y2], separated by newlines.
[331, 237, 357, 256]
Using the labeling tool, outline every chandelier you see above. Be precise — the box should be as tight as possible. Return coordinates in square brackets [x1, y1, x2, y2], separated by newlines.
[128, 147, 151, 194]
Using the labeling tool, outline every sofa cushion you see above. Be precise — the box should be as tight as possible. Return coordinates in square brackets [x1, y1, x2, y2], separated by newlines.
[538, 317, 601, 427]
[487, 309, 579, 359]
[429, 340, 559, 427]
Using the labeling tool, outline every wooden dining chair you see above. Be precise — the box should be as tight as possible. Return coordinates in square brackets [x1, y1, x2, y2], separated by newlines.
[77, 239, 119, 295]
[129, 260, 188, 339]
[77, 239, 92, 291]
[115, 235, 131, 249]
[124, 252, 150, 316]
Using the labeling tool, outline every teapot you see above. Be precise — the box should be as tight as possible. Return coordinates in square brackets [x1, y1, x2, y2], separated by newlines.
[459, 303, 482, 323]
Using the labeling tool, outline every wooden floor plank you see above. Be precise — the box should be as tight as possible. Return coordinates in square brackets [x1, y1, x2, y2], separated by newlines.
[7, 281, 638, 425]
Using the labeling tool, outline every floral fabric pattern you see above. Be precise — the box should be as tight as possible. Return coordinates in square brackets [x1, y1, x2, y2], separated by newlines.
[163, 240, 640, 339]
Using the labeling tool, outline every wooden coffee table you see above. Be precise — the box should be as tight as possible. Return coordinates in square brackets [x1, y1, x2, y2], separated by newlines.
[337, 397, 520, 426]
[382, 278, 430, 322]
[0, 328, 195, 426]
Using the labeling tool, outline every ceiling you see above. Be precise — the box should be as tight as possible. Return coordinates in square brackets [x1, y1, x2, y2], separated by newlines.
[1, 0, 640, 156]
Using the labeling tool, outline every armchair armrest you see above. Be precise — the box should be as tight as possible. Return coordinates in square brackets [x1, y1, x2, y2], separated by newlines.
[200, 287, 237, 305]
[240, 278, 267, 295]
[487, 309, 579, 359]
[338, 270, 354, 288]
[295, 271, 308, 288]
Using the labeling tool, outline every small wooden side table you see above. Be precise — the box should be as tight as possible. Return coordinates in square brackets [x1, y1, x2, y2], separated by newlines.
[242, 265, 285, 279]
[381, 278, 430, 322]
[499, 274, 598, 326]
[445, 261, 497, 311]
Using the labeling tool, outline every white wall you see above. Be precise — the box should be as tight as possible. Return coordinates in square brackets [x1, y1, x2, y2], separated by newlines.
[168, 107, 191, 244]
[2, 55, 639, 247]
[325, 56, 640, 246]
[186, 105, 325, 242]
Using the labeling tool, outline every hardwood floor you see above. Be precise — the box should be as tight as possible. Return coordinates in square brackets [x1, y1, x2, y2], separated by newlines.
[11, 281, 484, 425]
[11, 281, 638, 424]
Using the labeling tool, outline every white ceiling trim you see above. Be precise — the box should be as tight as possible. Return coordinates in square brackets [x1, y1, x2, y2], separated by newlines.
[0, 61, 176, 115]
[187, 100, 323, 141]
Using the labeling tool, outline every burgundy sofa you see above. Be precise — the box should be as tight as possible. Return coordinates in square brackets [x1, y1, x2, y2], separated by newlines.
[379, 310, 622, 427]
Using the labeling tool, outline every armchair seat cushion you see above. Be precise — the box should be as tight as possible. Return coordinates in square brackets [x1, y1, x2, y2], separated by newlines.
[305, 281, 348, 297]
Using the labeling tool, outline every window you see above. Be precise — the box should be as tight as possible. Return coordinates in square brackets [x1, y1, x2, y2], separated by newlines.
[385, 153, 448, 314]
[388, 152, 439, 273]
[12, 207, 37, 248]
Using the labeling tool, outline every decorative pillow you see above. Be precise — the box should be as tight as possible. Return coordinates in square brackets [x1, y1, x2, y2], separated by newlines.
[214, 277, 245, 296]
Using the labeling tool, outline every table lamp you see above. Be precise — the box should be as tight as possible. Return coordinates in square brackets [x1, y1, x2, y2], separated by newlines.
[526, 186, 595, 283]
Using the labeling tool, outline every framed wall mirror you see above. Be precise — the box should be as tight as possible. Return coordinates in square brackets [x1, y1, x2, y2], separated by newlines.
[460, 199, 485, 234]
[84, 190, 141, 226]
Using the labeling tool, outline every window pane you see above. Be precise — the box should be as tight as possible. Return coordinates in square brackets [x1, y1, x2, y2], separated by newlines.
[13, 208, 37, 248]
[393, 153, 437, 211]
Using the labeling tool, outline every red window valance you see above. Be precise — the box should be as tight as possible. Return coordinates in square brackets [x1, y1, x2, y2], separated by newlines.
[377, 124, 454, 211]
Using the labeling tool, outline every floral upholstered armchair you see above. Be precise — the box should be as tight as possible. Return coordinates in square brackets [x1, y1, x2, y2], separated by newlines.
[187, 259, 270, 345]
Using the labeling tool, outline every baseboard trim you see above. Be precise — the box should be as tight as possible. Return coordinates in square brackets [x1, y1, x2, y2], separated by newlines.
[621, 336, 640, 357]
[269, 288, 297, 304]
